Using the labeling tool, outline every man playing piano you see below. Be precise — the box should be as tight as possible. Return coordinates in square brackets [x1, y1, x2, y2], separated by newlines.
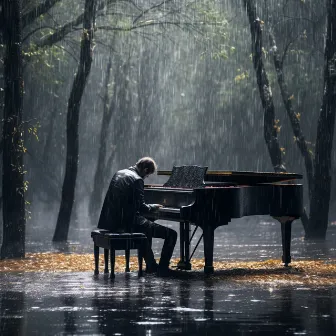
[97, 157, 178, 275]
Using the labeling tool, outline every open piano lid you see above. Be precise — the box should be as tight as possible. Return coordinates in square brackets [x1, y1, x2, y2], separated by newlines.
[158, 169, 303, 185]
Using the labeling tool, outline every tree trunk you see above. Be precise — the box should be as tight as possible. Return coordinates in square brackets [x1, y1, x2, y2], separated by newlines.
[53, 0, 96, 242]
[1, 0, 26, 259]
[268, 30, 312, 233]
[308, 0, 336, 239]
[243, 0, 285, 172]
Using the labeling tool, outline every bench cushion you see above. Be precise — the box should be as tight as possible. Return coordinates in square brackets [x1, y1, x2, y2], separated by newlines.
[106, 233, 146, 239]
[91, 229, 110, 236]
[91, 230, 146, 239]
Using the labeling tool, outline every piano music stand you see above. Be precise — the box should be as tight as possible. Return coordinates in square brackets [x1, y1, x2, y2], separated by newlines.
[163, 165, 208, 188]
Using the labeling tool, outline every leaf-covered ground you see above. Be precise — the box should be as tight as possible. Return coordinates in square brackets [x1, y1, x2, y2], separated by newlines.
[1, 253, 335, 286]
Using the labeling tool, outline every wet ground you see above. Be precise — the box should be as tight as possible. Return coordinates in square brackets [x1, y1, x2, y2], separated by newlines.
[1, 215, 336, 335]
[1, 271, 335, 335]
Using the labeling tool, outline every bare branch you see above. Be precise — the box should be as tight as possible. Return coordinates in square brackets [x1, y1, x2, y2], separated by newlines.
[133, 0, 173, 24]
[35, 12, 85, 49]
[33, 0, 196, 50]
[34, 0, 115, 48]
[22, 0, 63, 29]
[23, 26, 56, 43]
[97, 21, 198, 33]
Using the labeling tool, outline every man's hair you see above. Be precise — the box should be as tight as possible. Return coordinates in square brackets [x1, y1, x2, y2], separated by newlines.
[135, 157, 157, 174]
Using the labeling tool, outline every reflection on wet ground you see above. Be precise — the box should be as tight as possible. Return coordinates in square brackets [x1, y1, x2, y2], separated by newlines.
[0, 272, 335, 335]
[0, 217, 335, 335]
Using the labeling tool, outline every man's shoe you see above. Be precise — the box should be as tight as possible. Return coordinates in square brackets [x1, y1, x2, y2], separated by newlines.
[145, 262, 159, 274]
[156, 267, 179, 277]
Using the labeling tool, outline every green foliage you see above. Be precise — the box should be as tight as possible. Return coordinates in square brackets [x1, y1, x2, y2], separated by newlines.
[23, 43, 69, 86]
[27, 122, 41, 141]
[194, 0, 234, 60]
[234, 69, 249, 83]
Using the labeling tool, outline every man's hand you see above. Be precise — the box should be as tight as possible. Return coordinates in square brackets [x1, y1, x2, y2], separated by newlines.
[151, 204, 163, 211]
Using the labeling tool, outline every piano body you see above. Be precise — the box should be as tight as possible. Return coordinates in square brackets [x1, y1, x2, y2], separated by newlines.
[144, 166, 303, 274]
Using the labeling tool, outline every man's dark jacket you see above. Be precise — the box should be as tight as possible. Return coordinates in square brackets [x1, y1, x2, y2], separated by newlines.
[97, 166, 155, 232]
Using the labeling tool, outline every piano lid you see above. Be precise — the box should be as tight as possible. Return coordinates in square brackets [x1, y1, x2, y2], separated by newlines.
[158, 169, 303, 185]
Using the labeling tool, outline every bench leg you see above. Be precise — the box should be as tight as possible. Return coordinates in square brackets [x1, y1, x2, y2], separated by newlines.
[110, 249, 115, 279]
[125, 249, 130, 272]
[137, 247, 144, 277]
[104, 249, 109, 273]
[94, 245, 99, 275]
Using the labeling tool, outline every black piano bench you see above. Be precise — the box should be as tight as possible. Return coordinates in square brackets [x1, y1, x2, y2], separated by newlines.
[91, 229, 147, 279]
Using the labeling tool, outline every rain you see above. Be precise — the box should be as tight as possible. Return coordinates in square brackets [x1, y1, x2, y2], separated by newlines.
[0, 0, 336, 335]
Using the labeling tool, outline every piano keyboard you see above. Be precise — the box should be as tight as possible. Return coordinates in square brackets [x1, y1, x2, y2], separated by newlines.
[159, 207, 181, 214]
[145, 206, 182, 221]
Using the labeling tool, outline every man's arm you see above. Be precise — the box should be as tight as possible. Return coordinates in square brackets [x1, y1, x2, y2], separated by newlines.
[134, 179, 162, 213]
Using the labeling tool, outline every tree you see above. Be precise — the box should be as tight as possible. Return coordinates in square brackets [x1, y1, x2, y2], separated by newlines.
[53, 0, 97, 241]
[242, 0, 285, 173]
[243, 0, 336, 239]
[1, 0, 26, 259]
[308, 0, 336, 238]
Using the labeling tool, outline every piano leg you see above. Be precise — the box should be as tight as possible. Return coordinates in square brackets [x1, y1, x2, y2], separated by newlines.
[179, 222, 185, 264]
[104, 249, 109, 273]
[177, 222, 192, 270]
[274, 216, 295, 266]
[110, 248, 116, 279]
[203, 226, 214, 275]
[184, 222, 191, 270]
[94, 244, 99, 275]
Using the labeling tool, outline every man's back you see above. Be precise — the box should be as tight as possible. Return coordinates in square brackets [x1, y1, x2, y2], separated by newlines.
[97, 167, 142, 232]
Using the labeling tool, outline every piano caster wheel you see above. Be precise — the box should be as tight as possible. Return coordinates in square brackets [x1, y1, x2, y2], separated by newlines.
[110, 273, 115, 280]
[94, 270, 99, 276]
[104, 269, 109, 274]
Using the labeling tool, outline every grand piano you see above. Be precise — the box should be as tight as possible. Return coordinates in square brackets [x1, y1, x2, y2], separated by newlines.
[144, 166, 303, 274]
